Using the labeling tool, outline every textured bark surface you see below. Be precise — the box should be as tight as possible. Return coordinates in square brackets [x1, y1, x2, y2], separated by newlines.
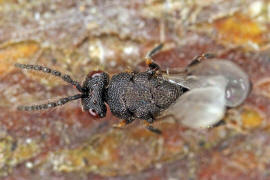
[0, 0, 270, 179]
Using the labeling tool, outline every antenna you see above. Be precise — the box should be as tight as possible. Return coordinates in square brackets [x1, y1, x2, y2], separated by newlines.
[15, 63, 84, 92]
[14, 63, 87, 111]
[17, 94, 84, 111]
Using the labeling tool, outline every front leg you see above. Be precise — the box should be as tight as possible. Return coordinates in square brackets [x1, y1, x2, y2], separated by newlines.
[145, 44, 163, 76]
[113, 118, 135, 128]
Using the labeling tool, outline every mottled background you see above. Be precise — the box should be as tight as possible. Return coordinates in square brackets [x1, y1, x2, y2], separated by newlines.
[0, 0, 270, 179]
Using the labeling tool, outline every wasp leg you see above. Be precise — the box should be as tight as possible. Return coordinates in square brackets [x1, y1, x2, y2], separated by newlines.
[146, 43, 164, 59]
[145, 118, 162, 134]
[129, 71, 137, 83]
[211, 119, 225, 128]
[188, 53, 216, 67]
[113, 118, 135, 128]
[146, 125, 162, 134]
[155, 114, 178, 123]
[145, 44, 163, 76]
[162, 53, 216, 76]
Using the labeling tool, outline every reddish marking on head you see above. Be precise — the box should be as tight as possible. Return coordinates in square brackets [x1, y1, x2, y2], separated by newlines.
[89, 108, 100, 118]
[87, 71, 104, 78]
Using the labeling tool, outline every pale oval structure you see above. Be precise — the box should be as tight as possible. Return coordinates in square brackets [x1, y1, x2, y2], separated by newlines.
[164, 59, 251, 128]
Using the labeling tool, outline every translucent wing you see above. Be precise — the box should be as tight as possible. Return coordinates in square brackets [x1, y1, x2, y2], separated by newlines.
[163, 59, 251, 129]
[165, 59, 251, 107]
[166, 76, 227, 128]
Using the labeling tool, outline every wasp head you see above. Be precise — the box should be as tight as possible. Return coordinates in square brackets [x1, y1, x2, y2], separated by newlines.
[81, 71, 109, 118]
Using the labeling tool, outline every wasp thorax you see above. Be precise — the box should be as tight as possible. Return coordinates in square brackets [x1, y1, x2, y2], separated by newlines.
[81, 71, 109, 118]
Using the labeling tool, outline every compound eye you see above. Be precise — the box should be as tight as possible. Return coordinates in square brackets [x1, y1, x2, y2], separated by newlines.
[89, 108, 99, 118]
[88, 71, 104, 78]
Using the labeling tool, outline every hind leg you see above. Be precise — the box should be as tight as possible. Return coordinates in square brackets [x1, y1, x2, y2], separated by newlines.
[144, 117, 162, 134]
[188, 53, 215, 67]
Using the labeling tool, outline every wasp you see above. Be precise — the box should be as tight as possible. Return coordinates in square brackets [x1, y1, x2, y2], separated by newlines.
[15, 44, 251, 134]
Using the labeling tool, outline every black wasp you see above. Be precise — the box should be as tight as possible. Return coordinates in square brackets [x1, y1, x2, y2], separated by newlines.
[15, 44, 251, 134]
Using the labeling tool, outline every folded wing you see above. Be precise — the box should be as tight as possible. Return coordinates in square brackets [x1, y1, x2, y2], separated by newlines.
[164, 59, 251, 128]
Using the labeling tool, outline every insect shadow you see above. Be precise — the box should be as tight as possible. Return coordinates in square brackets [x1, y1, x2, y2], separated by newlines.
[15, 44, 251, 134]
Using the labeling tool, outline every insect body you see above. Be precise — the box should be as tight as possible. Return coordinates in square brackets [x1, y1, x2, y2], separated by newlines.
[15, 44, 251, 134]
